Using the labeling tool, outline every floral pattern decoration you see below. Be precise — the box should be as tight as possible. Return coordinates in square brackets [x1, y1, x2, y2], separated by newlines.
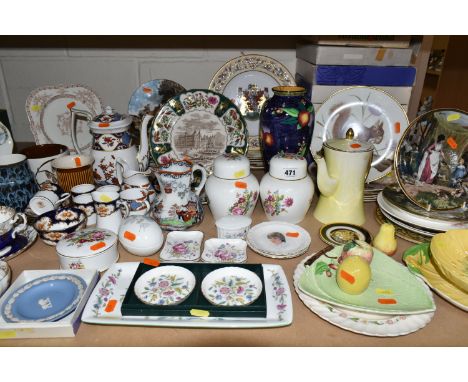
[229, 190, 258, 215]
[203, 243, 246, 263]
[140, 274, 192, 305]
[92, 268, 122, 316]
[269, 269, 288, 320]
[162, 239, 200, 261]
[263, 190, 293, 216]
[205, 276, 260, 306]
[65, 229, 113, 247]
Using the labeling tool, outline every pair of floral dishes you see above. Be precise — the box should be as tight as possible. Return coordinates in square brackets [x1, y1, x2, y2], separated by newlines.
[134, 265, 263, 307]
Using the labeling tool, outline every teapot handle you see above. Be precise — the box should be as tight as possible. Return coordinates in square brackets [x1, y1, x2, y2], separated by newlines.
[137, 114, 153, 171]
[191, 164, 207, 196]
[70, 107, 93, 155]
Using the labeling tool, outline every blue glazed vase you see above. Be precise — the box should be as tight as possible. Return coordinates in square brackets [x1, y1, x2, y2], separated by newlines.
[0, 154, 38, 212]
[259, 86, 314, 169]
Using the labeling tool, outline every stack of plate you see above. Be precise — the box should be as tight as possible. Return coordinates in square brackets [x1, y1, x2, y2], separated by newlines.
[294, 246, 436, 337]
[376, 185, 468, 242]
[364, 183, 385, 202]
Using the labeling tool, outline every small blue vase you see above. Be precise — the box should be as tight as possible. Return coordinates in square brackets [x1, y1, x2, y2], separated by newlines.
[259, 86, 314, 170]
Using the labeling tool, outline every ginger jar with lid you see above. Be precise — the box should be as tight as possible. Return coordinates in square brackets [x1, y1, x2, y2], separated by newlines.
[259, 153, 314, 224]
[205, 153, 259, 221]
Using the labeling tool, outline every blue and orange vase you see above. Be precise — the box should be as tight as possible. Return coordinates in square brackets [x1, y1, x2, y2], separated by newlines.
[259, 86, 314, 170]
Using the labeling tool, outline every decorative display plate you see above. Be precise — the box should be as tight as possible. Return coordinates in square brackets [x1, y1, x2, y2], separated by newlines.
[375, 208, 429, 244]
[298, 245, 436, 315]
[81, 262, 293, 328]
[294, 252, 434, 337]
[395, 109, 468, 211]
[319, 223, 372, 246]
[0, 226, 38, 262]
[0, 122, 13, 156]
[247, 221, 311, 259]
[1, 273, 86, 322]
[128, 79, 185, 120]
[312, 86, 409, 182]
[201, 267, 262, 307]
[149, 89, 248, 173]
[134, 266, 196, 306]
[201, 238, 247, 263]
[159, 231, 203, 262]
[379, 208, 437, 237]
[25, 84, 103, 153]
[403, 243, 468, 311]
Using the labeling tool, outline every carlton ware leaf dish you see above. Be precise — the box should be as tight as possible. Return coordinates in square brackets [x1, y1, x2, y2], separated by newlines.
[247, 221, 311, 259]
[298, 245, 435, 315]
[403, 243, 468, 311]
[201, 267, 262, 307]
[294, 253, 434, 337]
[149, 89, 248, 173]
[25, 84, 103, 153]
[134, 265, 196, 306]
[395, 109, 468, 211]
[312, 86, 408, 183]
[0, 122, 13, 156]
[1, 273, 86, 323]
[159, 231, 203, 262]
[201, 238, 247, 263]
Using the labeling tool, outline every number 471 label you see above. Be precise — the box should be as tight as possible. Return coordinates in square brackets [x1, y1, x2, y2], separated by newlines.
[284, 169, 296, 177]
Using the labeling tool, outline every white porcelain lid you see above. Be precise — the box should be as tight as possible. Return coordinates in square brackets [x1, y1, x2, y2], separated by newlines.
[269, 153, 307, 180]
[215, 215, 252, 230]
[89, 106, 132, 132]
[324, 138, 373, 153]
[56, 228, 117, 258]
[213, 153, 250, 179]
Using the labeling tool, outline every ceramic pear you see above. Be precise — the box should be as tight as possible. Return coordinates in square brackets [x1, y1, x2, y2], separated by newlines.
[373, 223, 398, 256]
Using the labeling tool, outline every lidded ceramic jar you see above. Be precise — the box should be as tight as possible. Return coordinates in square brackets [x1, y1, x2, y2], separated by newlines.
[259, 153, 314, 224]
[205, 153, 259, 221]
[118, 215, 164, 257]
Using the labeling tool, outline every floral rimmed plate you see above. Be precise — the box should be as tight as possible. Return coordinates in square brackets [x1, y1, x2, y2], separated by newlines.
[395, 109, 468, 211]
[25, 84, 103, 153]
[247, 221, 311, 259]
[403, 243, 468, 311]
[201, 267, 262, 307]
[0, 122, 13, 156]
[201, 238, 247, 263]
[0, 225, 38, 262]
[294, 252, 434, 337]
[319, 223, 372, 246]
[312, 86, 409, 183]
[149, 89, 248, 173]
[159, 231, 203, 262]
[1, 273, 87, 323]
[134, 265, 196, 306]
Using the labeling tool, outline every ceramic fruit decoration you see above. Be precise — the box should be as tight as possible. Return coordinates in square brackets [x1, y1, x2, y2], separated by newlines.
[259, 86, 314, 170]
[338, 240, 374, 264]
[373, 223, 398, 256]
[336, 256, 372, 295]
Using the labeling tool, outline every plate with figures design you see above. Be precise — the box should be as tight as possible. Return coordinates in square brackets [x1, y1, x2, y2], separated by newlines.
[201, 267, 262, 307]
[1, 273, 87, 323]
[395, 109, 468, 211]
[312, 86, 409, 183]
[149, 89, 248, 173]
[25, 84, 103, 153]
[134, 265, 196, 306]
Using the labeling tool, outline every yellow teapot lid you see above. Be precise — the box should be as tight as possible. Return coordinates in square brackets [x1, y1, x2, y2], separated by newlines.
[323, 128, 374, 153]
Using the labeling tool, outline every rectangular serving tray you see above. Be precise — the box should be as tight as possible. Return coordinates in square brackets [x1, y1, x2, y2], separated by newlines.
[81, 262, 293, 329]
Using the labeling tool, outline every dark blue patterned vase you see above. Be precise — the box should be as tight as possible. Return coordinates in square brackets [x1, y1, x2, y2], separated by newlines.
[0, 154, 38, 212]
[259, 86, 314, 170]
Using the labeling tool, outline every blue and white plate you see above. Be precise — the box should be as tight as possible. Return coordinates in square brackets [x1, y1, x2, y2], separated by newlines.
[1, 273, 87, 323]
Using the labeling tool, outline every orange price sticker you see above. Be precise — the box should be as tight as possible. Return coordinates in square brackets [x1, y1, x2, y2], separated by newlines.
[378, 298, 397, 305]
[375, 48, 386, 61]
[90, 241, 106, 251]
[447, 136, 458, 149]
[394, 122, 401, 133]
[234, 181, 247, 189]
[144, 258, 160, 267]
[124, 231, 136, 241]
[98, 123, 110, 128]
[104, 299, 118, 313]
[143, 87, 152, 94]
[286, 232, 299, 238]
[74, 157, 82, 167]
[340, 270, 355, 284]
[66, 101, 76, 109]
[350, 143, 361, 149]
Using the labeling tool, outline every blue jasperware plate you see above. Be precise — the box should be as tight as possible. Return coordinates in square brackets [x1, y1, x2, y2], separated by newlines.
[1, 273, 87, 323]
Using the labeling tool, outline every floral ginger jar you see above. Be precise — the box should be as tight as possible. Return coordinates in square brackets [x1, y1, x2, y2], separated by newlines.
[259, 86, 314, 170]
[205, 153, 259, 221]
[260, 153, 314, 224]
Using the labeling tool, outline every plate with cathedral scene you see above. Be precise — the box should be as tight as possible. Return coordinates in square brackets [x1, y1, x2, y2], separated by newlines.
[148, 89, 248, 173]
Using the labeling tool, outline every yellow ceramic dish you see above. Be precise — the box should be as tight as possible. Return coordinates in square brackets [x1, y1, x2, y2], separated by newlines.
[403, 243, 468, 311]
[430, 229, 468, 293]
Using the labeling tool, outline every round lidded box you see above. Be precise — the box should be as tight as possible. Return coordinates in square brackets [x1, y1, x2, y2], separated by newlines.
[215, 215, 252, 240]
[56, 228, 119, 272]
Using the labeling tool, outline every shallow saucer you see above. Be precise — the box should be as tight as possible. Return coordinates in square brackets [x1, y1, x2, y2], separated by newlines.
[201, 239, 247, 263]
[0, 226, 38, 262]
[134, 265, 196, 306]
[201, 267, 262, 307]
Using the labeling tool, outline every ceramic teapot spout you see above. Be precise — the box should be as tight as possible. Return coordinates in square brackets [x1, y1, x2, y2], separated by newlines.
[313, 151, 338, 197]
[137, 114, 152, 171]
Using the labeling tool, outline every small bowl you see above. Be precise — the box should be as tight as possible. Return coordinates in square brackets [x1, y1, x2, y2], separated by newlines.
[201, 266, 262, 306]
[0, 260, 11, 297]
[215, 215, 252, 240]
[201, 238, 247, 263]
[134, 265, 196, 306]
[34, 207, 87, 246]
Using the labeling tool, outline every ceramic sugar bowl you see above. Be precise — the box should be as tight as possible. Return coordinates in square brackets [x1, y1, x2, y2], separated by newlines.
[205, 153, 259, 221]
[259, 153, 314, 224]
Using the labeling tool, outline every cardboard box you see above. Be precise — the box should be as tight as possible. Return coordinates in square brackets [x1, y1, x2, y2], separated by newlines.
[302, 35, 411, 48]
[0, 269, 99, 339]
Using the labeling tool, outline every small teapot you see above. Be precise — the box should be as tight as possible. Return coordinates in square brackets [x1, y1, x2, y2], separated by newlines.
[313, 129, 373, 225]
